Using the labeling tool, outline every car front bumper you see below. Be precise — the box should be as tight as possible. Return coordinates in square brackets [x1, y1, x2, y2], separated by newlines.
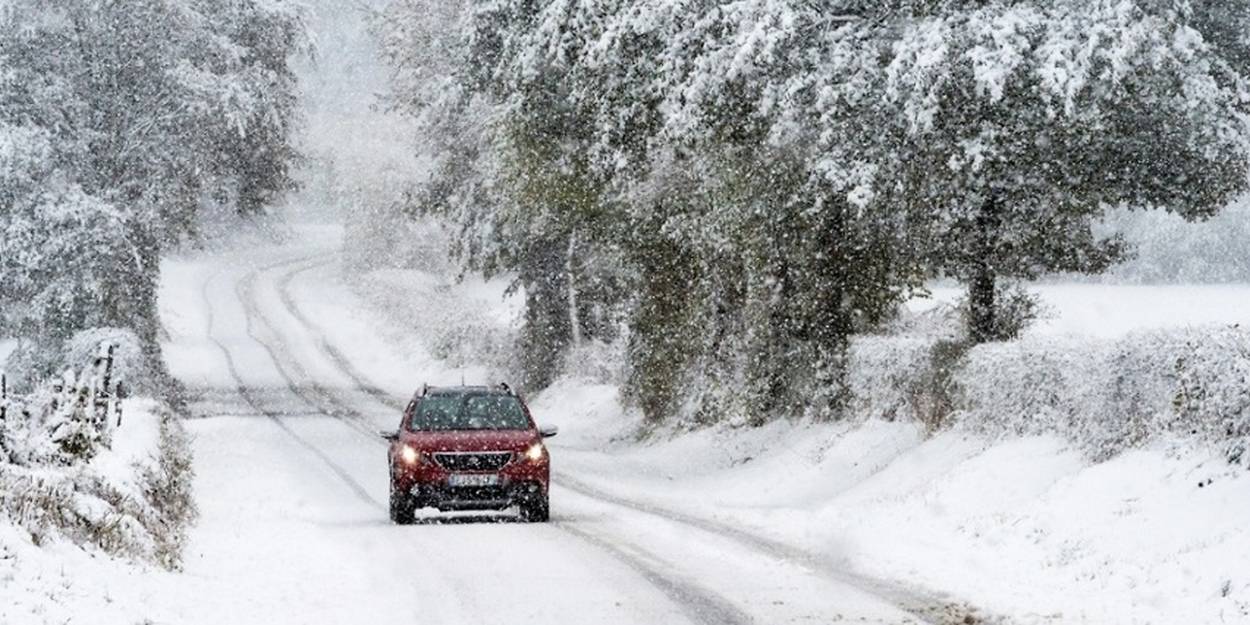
[411, 480, 546, 511]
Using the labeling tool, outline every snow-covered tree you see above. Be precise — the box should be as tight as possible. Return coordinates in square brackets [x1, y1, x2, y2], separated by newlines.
[880, 0, 1250, 342]
[0, 0, 306, 375]
[378, 0, 1250, 425]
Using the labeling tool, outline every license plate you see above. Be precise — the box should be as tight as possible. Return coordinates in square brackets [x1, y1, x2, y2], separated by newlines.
[448, 473, 499, 488]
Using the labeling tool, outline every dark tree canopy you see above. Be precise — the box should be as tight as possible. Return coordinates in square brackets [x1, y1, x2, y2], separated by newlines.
[377, 0, 1250, 422]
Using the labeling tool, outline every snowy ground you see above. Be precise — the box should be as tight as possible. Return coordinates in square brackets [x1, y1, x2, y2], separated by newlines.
[912, 284, 1250, 338]
[0, 399, 180, 625]
[338, 236, 1250, 624]
[144, 227, 923, 625]
[545, 391, 1250, 624]
[11, 227, 1246, 624]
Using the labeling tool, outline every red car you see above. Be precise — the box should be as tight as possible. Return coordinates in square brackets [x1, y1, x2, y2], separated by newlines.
[382, 384, 556, 523]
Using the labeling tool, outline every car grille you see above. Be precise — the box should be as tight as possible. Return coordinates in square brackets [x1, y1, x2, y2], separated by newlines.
[433, 451, 512, 472]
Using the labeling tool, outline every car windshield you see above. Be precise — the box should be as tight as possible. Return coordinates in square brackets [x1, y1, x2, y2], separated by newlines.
[410, 394, 530, 431]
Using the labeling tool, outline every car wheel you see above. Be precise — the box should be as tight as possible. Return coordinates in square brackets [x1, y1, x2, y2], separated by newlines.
[520, 496, 549, 523]
[389, 484, 415, 525]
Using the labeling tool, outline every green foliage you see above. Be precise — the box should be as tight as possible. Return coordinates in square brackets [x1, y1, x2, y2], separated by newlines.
[957, 283, 1044, 343]
[379, 0, 1250, 426]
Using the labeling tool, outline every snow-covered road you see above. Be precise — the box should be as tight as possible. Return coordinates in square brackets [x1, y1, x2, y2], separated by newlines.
[155, 235, 932, 625]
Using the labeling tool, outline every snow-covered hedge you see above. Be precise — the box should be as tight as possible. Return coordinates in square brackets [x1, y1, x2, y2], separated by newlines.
[952, 328, 1250, 459]
[846, 327, 1250, 461]
[845, 336, 936, 424]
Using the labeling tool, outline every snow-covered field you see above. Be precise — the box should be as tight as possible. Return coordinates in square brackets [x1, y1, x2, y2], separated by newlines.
[914, 284, 1250, 338]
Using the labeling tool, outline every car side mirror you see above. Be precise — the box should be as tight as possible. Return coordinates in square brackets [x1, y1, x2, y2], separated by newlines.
[380, 430, 399, 443]
[538, 425, 558, 438]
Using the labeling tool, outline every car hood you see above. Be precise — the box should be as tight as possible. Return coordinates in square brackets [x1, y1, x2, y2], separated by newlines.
[401, 429, 538, 452]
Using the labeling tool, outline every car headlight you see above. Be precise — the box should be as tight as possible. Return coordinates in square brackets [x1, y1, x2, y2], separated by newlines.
[400, 445, 421, 464]
[523, 442, 546, 462]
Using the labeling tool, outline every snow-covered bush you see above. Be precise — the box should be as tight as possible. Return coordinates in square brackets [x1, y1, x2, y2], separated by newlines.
[839, 327, 1250, 461]
[6, 328, 160, 397]
[845, 336, 936, 423]
[561, 339, 627, 387]
[1, 339, 196, 568]
[343, 210, 451, 275]
[950, 328, 1250, 460]
[352, 269, 518, 377]
[1, 340, 61, 394]
[0, 408, 196, 569]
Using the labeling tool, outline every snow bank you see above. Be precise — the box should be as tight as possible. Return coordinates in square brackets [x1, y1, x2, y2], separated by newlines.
[0, 400, 196, 622]
[1, 392, 194, 565]
[551, 390, 1250, 625]
[1, 336, 196, 625]
[1, 394, 195, 623]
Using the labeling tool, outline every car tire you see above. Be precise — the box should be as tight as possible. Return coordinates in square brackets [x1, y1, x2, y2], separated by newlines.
[520, 496, 549, 523]
[389, 484, 415, 525]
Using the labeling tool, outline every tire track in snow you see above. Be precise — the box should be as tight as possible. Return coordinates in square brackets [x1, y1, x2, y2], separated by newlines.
[550, 474, 990, 624]
[555, 522, 754, 625]
[232, 255, 382, 443]
[269, 256, 996, 625]
[271, 256, 401, 408]
[200, 264, 383, 510]
[257, 256, 756, 625]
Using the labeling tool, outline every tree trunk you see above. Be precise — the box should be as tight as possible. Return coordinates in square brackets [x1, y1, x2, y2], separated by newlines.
[625, 223, 694, 425]
[518, 240, 571, 391]
[968, 266, 996, 343]
[566, 234, 582, 348]
[968, 196, 1000, 344]
[808, 213, 854, 421]
[130, 224, 165, 364]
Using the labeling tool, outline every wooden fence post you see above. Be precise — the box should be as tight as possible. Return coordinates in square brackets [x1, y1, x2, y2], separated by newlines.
[101, 344, 115, 392]
[115, 382, 125, 427]
[95, 343, 116, 436]
[1, 372, 6, 422]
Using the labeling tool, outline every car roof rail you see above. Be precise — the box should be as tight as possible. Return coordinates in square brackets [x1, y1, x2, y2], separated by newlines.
[419, 383, 429, 397]
[498, 382, 513, 395]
